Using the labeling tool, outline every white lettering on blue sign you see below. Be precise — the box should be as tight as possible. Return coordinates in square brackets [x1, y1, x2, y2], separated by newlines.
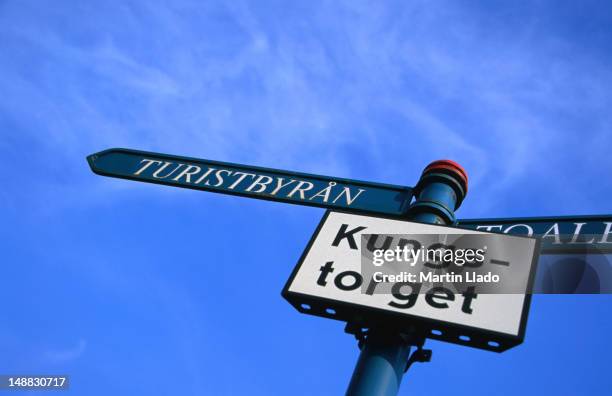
[133, 158, 366, 206]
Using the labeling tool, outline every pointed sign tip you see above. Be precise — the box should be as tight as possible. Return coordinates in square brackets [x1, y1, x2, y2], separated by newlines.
[86, 148, 116, 174]
[86, 148, 126, 174]
[85, 154, 97, 170]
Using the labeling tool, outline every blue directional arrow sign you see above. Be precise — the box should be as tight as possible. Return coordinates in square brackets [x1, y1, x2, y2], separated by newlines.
[87, 148, 414, 215]
[457, 215, 612, 293]
[457, 215, 612, 254]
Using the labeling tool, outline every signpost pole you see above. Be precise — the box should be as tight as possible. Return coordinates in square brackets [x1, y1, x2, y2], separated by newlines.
[346, 160, 468, 396]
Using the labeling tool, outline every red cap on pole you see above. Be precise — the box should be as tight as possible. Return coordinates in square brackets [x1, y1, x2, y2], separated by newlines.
[422, 159, 468, 195]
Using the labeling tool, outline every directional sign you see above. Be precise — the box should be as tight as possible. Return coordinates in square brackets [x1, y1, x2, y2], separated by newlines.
[283, 211, 540, 352]
[87, 148, 611, 294]
[457, 215, 612, 254]
[455, 216, 612, 293]
[87, 148, 413, 215]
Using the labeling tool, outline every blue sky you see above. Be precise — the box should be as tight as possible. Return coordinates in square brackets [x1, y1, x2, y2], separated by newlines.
[1, 1, 611, 395]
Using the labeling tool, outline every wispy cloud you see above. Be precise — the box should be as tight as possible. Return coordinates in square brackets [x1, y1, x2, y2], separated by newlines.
[44, 339, 87, 364]
[1, 0, 611, 217]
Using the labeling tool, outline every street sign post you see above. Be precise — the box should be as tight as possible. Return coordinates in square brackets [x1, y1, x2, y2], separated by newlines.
[87, 148, 413, 216]
[338, 160, 473, 396]
[86, 148, 612, 395]
[283, 210, 540, 351]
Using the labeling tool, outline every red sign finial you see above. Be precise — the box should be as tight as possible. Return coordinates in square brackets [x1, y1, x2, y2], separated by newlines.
[422, 159, 468, 195]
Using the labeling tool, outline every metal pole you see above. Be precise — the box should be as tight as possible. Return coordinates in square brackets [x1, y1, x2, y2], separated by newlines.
[346, 160, 468, 396]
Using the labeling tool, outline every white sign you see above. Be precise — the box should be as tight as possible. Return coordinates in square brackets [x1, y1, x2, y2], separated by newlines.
[283, 211, 540, 351]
